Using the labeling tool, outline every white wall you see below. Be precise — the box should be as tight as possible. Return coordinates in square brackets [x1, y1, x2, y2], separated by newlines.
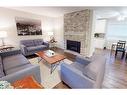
[89, 10, 96, 57]
[53, 16, 64, 49]
[0, 8, 54, 47]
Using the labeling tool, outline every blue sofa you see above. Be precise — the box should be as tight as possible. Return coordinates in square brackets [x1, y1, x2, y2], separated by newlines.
[20, 39, 49, 56]
[61, 55, 106, 89]
[0, 49, 41, 84]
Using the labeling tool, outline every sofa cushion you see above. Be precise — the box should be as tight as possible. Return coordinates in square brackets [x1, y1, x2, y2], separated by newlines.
[83, 57, 106, 81]
[3, 54, 30, 71]
[5, 64, 32, 75]
[0, 56, 5, 78]
[34, 39, 43, 46]
[36, 45, 47, 49]
[20, 40, 35, 47]
[27, 45, 47, 52]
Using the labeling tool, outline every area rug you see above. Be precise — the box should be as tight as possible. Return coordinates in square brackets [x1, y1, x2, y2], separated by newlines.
[29, 58, 73, 88]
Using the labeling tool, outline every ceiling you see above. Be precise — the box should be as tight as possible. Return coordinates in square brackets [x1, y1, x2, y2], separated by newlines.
[7, 7, 127, 19]
[8, 7, 86, 17]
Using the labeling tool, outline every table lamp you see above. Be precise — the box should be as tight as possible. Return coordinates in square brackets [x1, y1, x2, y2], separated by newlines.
[47, 32, 53, 41]
[0, 31, 7, 46]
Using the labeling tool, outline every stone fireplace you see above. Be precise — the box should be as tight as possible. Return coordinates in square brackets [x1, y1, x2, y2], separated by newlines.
[64, 9, 93, 56]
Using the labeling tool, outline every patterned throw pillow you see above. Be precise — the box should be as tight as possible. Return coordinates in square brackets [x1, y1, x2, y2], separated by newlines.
[12, 76, 43, 89]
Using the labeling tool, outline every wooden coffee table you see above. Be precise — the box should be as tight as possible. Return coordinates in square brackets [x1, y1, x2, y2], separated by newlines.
[35, 51, 66, 74]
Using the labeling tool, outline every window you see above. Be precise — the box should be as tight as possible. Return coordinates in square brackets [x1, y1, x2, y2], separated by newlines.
[106, 20, 127, 40]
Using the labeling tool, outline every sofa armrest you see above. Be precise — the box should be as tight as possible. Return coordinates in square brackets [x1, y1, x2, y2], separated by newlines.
[0, 65, 41, 84]
[61, 63, 94, 88]
[0, 49, 21, 58]
[43, 42, 49, 48]
[20, 45, 27, 55]
[75, 55, 91, 65]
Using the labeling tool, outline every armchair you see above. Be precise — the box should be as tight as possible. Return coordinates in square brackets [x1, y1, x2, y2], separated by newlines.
[61, 55, 106, 88]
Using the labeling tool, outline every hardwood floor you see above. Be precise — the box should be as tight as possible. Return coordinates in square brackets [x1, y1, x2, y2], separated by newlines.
[103, 49, 127, 88]
[52, 48, 127, 89]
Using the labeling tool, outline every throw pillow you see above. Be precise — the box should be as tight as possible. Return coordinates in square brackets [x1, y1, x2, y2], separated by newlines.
[12, 76, 43, 89]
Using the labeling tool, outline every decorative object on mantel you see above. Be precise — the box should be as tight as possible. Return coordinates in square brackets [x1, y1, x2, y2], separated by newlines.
[15, 17, 42, 36]
[94, 33, 105, 38]
[0, 81, 13, 89]
[0, 31, 7, 46]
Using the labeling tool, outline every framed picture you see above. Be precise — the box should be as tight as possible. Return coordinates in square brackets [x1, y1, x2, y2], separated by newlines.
[15, 17, 42, 36]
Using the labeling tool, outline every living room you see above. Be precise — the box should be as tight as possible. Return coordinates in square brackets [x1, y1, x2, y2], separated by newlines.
[0, 6, 127, 90]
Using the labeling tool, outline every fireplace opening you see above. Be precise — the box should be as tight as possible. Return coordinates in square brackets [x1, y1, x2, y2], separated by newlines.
[66, 40, 81, 53]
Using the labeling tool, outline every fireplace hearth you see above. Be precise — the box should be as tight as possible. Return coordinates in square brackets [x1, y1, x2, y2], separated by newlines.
[66, 40, 81, 53]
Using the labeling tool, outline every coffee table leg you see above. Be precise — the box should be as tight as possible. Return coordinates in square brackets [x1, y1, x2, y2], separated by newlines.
[51, 64, 53, 74]
[51, 64, 56, 74]
[50, 63, 60, 74]
[38, 57, 42, 63]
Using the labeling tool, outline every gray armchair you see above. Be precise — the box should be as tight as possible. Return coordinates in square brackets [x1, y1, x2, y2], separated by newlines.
[61, 55, 106, 88]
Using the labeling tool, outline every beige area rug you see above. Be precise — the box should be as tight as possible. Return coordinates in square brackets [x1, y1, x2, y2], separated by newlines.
[29, 58, 73, 89]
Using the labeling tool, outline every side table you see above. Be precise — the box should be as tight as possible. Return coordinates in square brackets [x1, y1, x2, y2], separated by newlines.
[0, 45, 14, 53]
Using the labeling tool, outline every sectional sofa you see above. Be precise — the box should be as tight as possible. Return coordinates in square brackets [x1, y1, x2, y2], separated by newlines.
[0, 49, 41, 84]
[20, 39, 49, 56]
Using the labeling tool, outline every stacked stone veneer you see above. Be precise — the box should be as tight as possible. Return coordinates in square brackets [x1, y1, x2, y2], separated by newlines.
[64, 9, 93, 56]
